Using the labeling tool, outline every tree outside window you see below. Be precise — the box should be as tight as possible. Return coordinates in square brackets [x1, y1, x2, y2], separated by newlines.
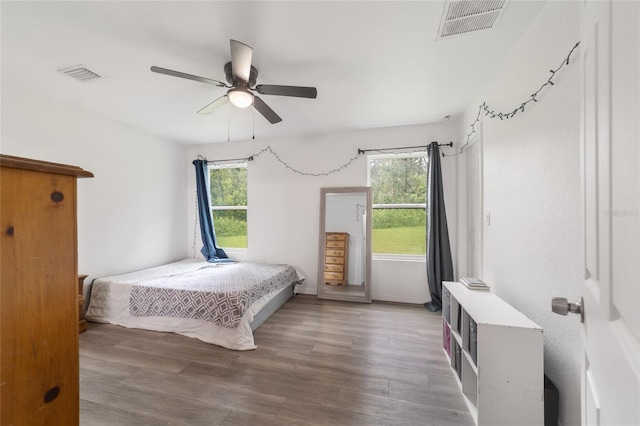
[368, 153, 427, 255]
[209, 163, 247, 249]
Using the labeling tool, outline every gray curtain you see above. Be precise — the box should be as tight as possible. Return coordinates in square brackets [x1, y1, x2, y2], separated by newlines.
[424, 142, 453, 312]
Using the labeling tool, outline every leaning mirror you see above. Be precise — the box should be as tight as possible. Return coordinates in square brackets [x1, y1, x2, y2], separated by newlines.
[317, 186, 372, 303]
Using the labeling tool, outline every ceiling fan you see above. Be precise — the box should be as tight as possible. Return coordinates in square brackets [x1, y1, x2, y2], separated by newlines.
[151, 39, 317, 124]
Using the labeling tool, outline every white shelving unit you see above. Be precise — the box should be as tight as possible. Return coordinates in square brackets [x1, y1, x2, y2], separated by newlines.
[442, 281, 544, 426]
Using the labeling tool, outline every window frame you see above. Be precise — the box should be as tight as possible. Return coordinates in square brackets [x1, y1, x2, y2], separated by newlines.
[367, 152, 428, 260]
[207, 162, 248, 253]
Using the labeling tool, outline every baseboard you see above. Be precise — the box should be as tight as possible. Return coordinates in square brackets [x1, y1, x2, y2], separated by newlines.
[295, 288, 426, 306]
[372, 295, 428, 305]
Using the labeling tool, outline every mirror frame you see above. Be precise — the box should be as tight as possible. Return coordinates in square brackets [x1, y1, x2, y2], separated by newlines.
[317, 186, 372, 303]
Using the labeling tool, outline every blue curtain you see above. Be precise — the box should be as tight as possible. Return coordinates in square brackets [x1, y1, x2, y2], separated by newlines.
[424, 142, 453, 312]
[193, 159, 234, 263]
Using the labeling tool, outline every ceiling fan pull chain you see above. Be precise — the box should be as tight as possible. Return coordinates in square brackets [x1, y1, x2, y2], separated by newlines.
[252, 107, 255, 140]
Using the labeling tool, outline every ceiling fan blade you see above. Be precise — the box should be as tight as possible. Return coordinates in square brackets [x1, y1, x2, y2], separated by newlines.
[230, 39, 253, 83]
[253, 96, 282, 124]
[151, 66, 227, 87]
[197, 95, 228, 115]
[254, 84, 317, 99]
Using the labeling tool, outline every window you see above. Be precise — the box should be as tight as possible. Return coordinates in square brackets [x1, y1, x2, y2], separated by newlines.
[367, 153, 428, 256]
[208, 163, 247, 249]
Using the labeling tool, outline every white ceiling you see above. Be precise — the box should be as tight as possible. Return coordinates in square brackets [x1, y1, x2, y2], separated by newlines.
[1, 1, 546, 145]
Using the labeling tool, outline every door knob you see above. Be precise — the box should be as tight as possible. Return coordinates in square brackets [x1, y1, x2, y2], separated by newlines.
[551, 297, 584, 323]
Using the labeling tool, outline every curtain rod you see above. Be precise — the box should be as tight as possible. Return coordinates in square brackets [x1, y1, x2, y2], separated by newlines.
[358, 142, 452, 154]
[202, 156, 254, 164]
[197, 141, 454, 166]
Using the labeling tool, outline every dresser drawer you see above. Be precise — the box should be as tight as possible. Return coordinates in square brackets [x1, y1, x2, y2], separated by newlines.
[324, 272, 344, 281]
[325, 256, 345, 265]
[324, 263, 344, 272]
[326, 233, 347, 241]
[325, 249, 344, 257]
[326, 240, 346, 248]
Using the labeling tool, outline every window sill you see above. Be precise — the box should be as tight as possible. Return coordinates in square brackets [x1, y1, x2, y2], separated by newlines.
[221, 248, 248, 255]
[372, 254, 426, 262]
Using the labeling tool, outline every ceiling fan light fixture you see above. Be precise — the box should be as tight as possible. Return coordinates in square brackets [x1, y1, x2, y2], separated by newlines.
[228, 87, 254, 108]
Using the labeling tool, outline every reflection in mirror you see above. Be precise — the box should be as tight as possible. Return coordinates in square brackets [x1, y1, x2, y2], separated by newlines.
[318, 187, 372, 303]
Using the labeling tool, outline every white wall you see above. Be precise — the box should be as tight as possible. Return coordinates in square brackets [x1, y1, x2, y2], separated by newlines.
[186, 122, 458, 304]
[1, 85, 188, 288]
[457, 2, 582, 425]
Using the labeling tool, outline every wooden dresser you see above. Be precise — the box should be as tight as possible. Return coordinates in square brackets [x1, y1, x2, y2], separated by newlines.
[1, 154, 93, 425]
[323, 232, 349, 285]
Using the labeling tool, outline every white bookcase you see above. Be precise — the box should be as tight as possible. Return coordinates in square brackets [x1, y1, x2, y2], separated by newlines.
[442, 281, 544, 426]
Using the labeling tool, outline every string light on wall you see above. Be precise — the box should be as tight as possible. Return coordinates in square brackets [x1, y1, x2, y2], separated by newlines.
[201, 145, 363, 176]
[445, 41, 581, 157]
[202, 145, 362, 177]
[250, 145, 362, 177]
[202, 142, 452, 177]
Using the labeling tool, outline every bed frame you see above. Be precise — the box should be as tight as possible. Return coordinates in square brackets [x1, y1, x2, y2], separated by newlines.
[250, 285, 294, 331]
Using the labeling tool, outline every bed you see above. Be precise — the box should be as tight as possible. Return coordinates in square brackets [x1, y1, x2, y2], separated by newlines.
[85, 259, 304, 350]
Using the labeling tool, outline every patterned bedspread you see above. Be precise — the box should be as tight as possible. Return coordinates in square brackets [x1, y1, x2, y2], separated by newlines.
[129, 263, 300, 328]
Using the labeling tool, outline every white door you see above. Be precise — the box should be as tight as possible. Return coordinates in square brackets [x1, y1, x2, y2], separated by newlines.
[579, 1, 640, 424]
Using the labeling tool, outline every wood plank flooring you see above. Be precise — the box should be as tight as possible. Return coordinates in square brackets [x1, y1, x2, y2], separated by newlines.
[80, 295, 474, 426]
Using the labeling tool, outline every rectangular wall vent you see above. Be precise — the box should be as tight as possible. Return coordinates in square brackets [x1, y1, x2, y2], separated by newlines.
[58, 65, 101, 82]
[437, 0, 508, 40]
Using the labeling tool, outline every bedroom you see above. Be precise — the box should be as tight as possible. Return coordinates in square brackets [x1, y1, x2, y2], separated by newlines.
[1, 1, 638, 425]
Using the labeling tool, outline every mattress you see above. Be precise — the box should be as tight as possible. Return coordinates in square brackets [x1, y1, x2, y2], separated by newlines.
[85, 259, 303, 350]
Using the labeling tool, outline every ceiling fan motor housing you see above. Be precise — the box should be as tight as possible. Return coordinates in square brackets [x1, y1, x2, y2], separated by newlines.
[224, 62, 258, 87]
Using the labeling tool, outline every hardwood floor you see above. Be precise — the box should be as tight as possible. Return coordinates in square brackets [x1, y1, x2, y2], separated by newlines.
[80, 295, 474, 426]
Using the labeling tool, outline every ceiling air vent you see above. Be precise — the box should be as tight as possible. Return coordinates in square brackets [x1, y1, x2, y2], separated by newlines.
[58, 65, 101, 82]
[437, 0, 508, 40]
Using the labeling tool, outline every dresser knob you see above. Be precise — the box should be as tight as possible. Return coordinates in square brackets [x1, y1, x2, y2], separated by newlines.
[50, 191, 64, 203]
